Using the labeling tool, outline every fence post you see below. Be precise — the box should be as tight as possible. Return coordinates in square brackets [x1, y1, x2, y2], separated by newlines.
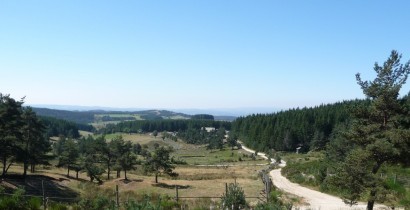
[42, 180, 46, 210]
[116, 185, 119, 208]
[175, 185, 179, 202]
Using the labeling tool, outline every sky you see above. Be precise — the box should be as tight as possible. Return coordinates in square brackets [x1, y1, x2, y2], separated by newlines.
[1, 1, 410, 111]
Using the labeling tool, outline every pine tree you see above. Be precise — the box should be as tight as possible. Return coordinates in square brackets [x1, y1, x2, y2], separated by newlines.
[144, 146, 177, 183]
[20, 107, 49, 177]
[0, 94, 23, 176]
[336, 50, 410, 209]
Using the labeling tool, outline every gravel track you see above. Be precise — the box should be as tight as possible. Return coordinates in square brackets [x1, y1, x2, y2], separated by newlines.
[239, 142, 388, 210]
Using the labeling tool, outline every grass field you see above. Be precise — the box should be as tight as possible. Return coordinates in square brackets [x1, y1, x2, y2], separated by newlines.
[94, 113, 144, 120]
[94, 133, 269, 165]
[1, 133, 270, 207]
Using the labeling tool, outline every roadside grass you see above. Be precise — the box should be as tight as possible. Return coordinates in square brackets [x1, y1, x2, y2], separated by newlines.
[281, 151, 324, 164]
[281, 152, 410, 208]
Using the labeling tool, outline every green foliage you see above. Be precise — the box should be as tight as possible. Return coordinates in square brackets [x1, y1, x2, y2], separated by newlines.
[331, 50, 410, 208]
[40, 116, 93, 138]
[0, 94, 51, 176]
[0, 188, 42, 210]
[231, 100, 359, 152]
[191, 114, 214, 120]
[220, 183, 247, 210]
[32, 107, 95, 124]
[255, 191, 294, 210]
[78, 195, 116, 210]
[282, 158, 323, 187]
[144, 146, 178, 183]
[48, 203, 69, 210]
[101, 119, 231, 134]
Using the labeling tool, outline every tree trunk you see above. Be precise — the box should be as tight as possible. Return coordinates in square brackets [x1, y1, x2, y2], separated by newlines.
[124, 170, 127, 180]
[107, 165, 110, 180]
[67, 165, 70, 177]
[155, 173, 158, 183]
[31, 164, 35, 173]
[76, 171, 79, 179]
[4, 161, 13, 175]
[367, 190, 376, 210]
[2, 156, 6, 176]
[367, 162, 382, 210]
[24, 132, 29, 178]
[117, 170, 120, 178]
[23, 162, 27, 177]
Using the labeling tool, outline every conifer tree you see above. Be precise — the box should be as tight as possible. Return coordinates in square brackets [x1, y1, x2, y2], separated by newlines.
[144, 146, 177, 183]
[20, 107, 49, 177]
[335, 50, 410, 209]
[0, 94, 23, 176]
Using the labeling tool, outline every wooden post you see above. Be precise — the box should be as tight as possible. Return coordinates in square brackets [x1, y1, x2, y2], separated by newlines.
[42, 180, 46, 210]
[175, 185, 179, 202]
[116, 185, 119, 208]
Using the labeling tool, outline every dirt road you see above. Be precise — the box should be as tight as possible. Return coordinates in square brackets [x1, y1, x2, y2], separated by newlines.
[239, 142, 388, 210]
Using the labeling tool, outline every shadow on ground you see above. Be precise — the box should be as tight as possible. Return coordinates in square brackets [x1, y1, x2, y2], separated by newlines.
[0, 174, 80, 202]
[152, 182, 190, 189]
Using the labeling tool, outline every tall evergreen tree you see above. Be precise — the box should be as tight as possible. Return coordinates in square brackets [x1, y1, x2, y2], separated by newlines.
[334, 50, 410, 209]
[20, 107, 49, 177]
[0, 94, 23, 176]
[58, 138, 79, 177]
[144, 146, 177, 183]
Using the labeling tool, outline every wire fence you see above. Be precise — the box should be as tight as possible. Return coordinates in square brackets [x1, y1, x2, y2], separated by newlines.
[0, 178, 270, 209]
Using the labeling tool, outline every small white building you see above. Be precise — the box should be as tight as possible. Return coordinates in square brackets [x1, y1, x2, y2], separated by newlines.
[202, 127, 215, 132]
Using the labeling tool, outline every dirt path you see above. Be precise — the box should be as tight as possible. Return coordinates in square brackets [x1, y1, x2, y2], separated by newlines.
[239, 142, 388, 210]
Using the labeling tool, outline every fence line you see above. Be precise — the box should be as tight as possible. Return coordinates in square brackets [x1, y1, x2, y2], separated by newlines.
[1, 181, 269, 209]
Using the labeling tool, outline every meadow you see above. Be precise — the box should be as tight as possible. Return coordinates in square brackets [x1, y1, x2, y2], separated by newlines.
[1, 133, 270, 208]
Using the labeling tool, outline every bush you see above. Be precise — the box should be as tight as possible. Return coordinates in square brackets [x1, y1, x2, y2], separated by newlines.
[0, 188, 44, 210]
[221, 183, 247, 210]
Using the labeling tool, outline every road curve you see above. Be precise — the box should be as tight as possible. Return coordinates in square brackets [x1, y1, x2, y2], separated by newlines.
[239, 142, 388, 210]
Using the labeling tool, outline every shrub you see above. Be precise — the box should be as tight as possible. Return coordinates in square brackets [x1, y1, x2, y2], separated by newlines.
[221, 183, 247, 210]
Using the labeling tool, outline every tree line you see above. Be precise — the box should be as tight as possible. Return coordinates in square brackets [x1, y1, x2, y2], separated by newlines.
[236, 50, 410, 209]
[32, 108, 192, 124]
[0, 95, 51, 177]
[39, 116, 94, 138]
[100, 119, 231, 134]
[231, 100, 364, 152]
[55, 135, 177, 183]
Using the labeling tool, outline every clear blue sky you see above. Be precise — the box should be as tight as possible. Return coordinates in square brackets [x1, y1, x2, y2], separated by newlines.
[1, 1, 409, 110]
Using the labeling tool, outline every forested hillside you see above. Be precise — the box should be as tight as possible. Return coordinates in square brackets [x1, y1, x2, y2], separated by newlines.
[39, 116, 94, 138]
[100, 119, 231, 134]
[32, 108, 195, 123]
[33, 108, 95, 124]
[231, 100, 369, 152]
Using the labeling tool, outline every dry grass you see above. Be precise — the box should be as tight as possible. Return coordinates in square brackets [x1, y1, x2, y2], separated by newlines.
[3, 134, 270, 206]
[88, 165, 265, 204]
[3, 162, 265, 205]
[79, 130, 93, 137]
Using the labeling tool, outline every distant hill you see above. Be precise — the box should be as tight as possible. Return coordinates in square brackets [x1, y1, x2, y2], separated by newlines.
[31, 108, 192, 124]
[31, 107, 237, 125]
[33, 108, 95, 124]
